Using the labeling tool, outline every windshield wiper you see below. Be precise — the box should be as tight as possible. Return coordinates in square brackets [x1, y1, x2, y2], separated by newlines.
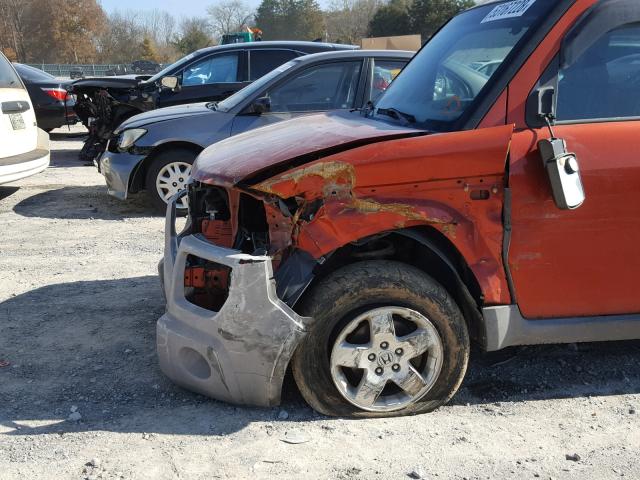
[377, 107, 416, 125]
[206, 101, 218, 111]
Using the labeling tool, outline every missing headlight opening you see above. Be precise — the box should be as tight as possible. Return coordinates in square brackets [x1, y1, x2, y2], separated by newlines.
[184, 254, 231, 311]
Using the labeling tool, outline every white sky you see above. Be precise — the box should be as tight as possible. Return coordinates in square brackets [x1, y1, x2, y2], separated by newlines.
[99, 0, 331, 18]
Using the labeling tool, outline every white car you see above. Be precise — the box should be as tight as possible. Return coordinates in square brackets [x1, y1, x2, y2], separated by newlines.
[0, 52, 49, 185]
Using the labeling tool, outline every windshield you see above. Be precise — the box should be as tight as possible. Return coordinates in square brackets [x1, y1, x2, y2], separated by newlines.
[146, 51, 199, 83]
[374, 0, 557, 131]
[216, 59, 300, 112]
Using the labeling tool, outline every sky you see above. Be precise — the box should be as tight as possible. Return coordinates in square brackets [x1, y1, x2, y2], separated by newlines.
[99, 0, 480, 19]
[99, 0, 319, 17]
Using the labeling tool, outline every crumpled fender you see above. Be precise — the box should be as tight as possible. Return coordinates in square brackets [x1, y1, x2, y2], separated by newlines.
[253, 124, 515, 305]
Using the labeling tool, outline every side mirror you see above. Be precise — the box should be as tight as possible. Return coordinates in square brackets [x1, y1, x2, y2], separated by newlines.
[536, 89, 585, 210]
[160, 76, 180, 91]
[537, 86, 556, 119]
[250, 96, 271, 114]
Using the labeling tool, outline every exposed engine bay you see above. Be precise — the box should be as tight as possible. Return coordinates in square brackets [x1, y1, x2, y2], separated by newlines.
[67, 78, 157, 162]
[181, 182, 276, 311]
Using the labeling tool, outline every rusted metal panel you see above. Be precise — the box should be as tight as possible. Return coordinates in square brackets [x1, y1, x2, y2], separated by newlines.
[251, 125, 515, 305]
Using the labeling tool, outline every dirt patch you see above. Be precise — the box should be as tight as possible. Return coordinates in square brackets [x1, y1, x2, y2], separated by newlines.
[0, 126, 639, 479]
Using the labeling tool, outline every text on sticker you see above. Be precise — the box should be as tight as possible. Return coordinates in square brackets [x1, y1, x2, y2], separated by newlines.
[481, 0, 536, 24]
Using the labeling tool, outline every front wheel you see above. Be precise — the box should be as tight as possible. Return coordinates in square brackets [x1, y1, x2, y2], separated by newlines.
[292, 260, 469, 417]
[145, 149, 196, 214]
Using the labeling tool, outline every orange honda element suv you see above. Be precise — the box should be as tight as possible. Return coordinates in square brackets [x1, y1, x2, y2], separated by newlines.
[158, 0, 640, 417]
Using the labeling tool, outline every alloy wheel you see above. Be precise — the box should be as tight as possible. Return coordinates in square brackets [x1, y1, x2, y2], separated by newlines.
[330, 306, 444, 412]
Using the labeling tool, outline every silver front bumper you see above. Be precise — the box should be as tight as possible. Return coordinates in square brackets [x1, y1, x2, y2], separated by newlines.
[157, 192, 310, 407]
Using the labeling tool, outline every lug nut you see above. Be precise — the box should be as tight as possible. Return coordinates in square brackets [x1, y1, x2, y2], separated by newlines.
[395, 348, 403, 356]
[375, 367, 384, 375]
[380, 342, 389, 349]
[368, 353, 376, 361]
[392, 364, 400, 372]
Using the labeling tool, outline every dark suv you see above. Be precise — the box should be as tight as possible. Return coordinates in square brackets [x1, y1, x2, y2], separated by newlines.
[68, 41, 357, 161]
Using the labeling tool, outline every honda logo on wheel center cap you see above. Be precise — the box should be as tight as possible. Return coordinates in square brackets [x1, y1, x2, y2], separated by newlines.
[377, 352, 395, 367]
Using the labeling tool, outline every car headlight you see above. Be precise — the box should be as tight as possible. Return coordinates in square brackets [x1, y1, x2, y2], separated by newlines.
[118, 128, 147, 150]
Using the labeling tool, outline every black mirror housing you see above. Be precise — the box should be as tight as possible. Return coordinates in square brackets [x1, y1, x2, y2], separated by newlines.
[537, 86, 555, 120]
[251, 96, 271, 114]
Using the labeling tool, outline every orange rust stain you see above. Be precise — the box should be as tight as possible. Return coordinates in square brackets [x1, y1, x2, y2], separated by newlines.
[348, 197, 455, 226]
[254, 161, 355, 197]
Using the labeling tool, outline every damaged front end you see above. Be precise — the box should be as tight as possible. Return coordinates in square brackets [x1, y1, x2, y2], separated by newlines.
[158, 186, 311, 406]
[157, 112, 514, 407]
[67, 78, 156, 162]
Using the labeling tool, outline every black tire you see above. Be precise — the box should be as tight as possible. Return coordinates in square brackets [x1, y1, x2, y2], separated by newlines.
[291, 260, 469, 418]
[145, 148, 196, 215]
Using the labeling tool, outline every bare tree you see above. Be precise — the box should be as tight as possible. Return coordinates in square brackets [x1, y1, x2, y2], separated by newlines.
[138, 9, 178, 62]
[207, 0, 254, 39]
[96, 9, 181, 64]
[325, 0, 383, 44]
[0, 0, 31, 61]
[96, 11, 141, 63]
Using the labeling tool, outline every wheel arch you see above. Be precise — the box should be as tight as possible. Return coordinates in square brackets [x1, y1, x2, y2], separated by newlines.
[299, 226, 486, 345]
[128, 141, 204, 193]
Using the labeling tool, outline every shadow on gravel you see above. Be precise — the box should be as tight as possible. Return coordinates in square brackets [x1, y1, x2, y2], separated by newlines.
[50, 131, 87, 141]
[1, 277, 639, 438]
[13, 185, 157, 220]
[0, 276, 312, 438]
[48, 149, 89, 168]
[0, 186, 19, 202]
[454, 340, 640, 406]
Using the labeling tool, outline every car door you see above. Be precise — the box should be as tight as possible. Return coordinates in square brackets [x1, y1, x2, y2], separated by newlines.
[158, 51, 245, 107]
[0, 54, 38, 159]
[508, 14, 640, 318]
[230, 59, 364, 135]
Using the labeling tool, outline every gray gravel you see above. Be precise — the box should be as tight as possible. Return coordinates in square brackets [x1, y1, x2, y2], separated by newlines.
[0, 126, 639, 479]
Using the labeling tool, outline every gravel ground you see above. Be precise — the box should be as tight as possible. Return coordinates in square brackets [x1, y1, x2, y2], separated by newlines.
[0, 126, 639, 480]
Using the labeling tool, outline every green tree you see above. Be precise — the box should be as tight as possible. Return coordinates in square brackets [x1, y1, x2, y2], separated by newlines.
[255, 0, 324, 41]
[408, 0, 473, 40]
[367, 0, 411, 37]
[173, 18, 212, 55]
[139, 37, 159, 61]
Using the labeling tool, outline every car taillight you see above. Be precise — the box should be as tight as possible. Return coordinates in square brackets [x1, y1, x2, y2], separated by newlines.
[42, 88, 69, 102]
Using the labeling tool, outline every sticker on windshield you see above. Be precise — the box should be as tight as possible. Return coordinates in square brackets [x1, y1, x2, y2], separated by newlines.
[481, 0, 536, 23]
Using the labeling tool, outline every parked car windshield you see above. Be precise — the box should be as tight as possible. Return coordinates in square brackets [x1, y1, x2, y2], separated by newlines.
[0, 54, 23, 88]
[374, 0, 557, 131]
[14, 64, 55, 82]
[216, 59, 300, 112]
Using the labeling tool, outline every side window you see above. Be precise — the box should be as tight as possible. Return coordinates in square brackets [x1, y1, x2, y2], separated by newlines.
[249, 50, 299, 81]
[266, 61, 362, 113]
[182, 54, 239, 86]
[371, 59, 405, 101]
[557, 23, 640, 122]
[0, 55, 22, 89]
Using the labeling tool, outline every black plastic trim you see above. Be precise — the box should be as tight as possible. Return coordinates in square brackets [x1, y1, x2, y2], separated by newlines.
[1, 101, 31, 114]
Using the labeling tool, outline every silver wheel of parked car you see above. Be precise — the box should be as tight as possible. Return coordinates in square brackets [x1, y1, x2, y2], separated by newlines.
[330, 306, 444, 413]
[155, 161, 191, 210]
